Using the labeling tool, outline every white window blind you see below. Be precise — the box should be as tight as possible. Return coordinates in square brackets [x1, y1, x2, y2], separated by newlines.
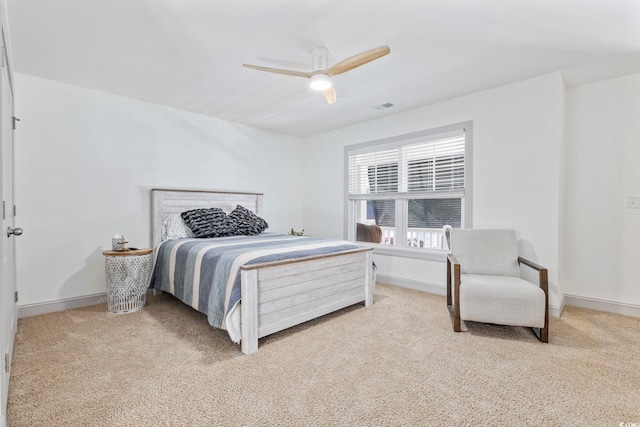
[348, 132, 465, 196]
[348, 148, 398, 195]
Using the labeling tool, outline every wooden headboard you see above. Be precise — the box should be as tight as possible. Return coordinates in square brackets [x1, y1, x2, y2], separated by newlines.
[150, 189, 263, 249]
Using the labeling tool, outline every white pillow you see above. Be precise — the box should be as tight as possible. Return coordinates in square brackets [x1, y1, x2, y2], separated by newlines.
[162, 213, 195, 241]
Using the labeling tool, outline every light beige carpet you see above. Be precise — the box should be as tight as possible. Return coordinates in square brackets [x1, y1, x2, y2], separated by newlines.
[7, 284, 640, 426]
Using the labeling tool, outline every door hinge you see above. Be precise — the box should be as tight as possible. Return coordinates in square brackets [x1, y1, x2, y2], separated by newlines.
[4, 353, 9, 373]
[2, 201, 5, 220]
[12, 116, 20, 130]
[13, 205, 16, 217]
[1, 47, 5, 68]
[14, 291, 18, 303]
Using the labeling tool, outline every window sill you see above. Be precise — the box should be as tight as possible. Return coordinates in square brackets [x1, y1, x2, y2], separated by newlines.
[354, 242, 448, 262]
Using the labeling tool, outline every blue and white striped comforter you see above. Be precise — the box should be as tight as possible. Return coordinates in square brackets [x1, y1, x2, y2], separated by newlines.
[149, 233, 360, 342]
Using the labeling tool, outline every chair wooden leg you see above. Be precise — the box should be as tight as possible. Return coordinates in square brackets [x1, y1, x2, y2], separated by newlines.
[521, 259, 549, 343]
[531, 303, 549, 342]
[453, 263, 461, 332]
[540, 268, 549, 342]
[539, 321, 549, 343]
[446, 257, 452, 306]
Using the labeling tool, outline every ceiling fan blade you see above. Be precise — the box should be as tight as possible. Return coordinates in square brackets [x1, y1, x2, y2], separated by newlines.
[327, 45, 390, 76]
[243, 64, 311, 79]
[323, 87, 336, 104]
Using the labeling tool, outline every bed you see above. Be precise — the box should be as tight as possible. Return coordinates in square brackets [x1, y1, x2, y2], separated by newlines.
[149, 189, 374, 354]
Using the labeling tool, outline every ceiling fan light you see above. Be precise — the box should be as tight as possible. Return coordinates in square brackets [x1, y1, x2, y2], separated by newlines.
[309, 74, 332, 91]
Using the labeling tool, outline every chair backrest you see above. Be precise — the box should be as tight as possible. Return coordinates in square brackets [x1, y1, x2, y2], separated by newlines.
[356, 223, 382, 243]
[450, 229, 520, 277]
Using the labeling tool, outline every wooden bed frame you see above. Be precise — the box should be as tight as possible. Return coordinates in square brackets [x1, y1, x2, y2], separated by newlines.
[150, 189, 374, 354]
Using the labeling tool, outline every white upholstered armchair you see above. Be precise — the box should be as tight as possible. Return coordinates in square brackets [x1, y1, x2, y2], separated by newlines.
[446, 229, 549, 342]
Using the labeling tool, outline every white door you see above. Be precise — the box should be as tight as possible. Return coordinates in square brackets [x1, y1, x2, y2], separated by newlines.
[0, 30, 18, 425]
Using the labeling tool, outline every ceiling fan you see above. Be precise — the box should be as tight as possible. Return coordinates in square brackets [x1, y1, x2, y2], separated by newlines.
[243, 45, 390, 105]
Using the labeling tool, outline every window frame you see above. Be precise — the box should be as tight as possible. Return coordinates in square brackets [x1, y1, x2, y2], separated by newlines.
[343, 121, 473, 261]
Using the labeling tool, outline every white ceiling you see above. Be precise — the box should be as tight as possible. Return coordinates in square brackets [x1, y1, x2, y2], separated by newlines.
[7, 0, 640, 138]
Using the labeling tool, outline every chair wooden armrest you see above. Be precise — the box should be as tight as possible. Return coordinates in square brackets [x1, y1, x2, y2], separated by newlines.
[517, 256, 549, 343]
[446, 253, 461, 332]
[517, 256, 545, 272]
[447, 253, 460, 266]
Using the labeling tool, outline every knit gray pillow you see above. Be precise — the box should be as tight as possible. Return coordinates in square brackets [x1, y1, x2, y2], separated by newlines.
[228, 205, 268, 235]
[181, 208, 238, 238]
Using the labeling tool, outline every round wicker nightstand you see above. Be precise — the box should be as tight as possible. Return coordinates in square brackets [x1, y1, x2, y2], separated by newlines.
[102, 248, 153, 313]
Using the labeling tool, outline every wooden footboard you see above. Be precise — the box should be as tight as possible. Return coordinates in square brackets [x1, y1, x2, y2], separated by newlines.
[240, 248, 373, 354]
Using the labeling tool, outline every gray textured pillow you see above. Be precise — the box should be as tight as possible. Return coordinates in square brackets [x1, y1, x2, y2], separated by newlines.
[181, 208, 238, 238]
[228, 205, 268, 235]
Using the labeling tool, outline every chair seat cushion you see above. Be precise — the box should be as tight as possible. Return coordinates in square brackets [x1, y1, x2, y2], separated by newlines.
[459, 274, 546, 328]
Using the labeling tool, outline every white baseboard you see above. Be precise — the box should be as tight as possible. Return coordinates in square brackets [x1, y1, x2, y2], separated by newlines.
[377, 274, 446, 296]
[18, 292, 108, 318]
[553, 293, 566, 318]
[377, 274, 565, 318]
[18, 287, 638, 321]
[548, 304, 563, 319]
[564, 294, 640, 318]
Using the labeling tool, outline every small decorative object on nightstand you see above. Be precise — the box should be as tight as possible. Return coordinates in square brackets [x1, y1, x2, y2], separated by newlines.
[290, 228, 305, 236]
[102, 248, 153, 313]
[111, 234, 128, 251]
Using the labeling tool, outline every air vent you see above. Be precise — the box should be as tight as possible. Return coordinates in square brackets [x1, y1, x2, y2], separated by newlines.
[374, 103, 394, 110]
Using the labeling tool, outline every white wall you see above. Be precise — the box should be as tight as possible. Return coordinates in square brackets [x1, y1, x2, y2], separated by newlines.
[563, 73, 640, 308]
[14, 73, 303, 308]
[301, 73, 565, 312]
[12, 70, 640, 317]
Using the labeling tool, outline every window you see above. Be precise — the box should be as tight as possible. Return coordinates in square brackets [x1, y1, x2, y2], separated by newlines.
[345, 122, 472, 257]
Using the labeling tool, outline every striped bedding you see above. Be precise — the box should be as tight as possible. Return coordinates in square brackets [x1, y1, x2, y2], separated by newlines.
[149, 233, 361, 342]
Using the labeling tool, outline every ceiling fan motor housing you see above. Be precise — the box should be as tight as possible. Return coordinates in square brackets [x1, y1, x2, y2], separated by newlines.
[312, 47, 329, 72]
